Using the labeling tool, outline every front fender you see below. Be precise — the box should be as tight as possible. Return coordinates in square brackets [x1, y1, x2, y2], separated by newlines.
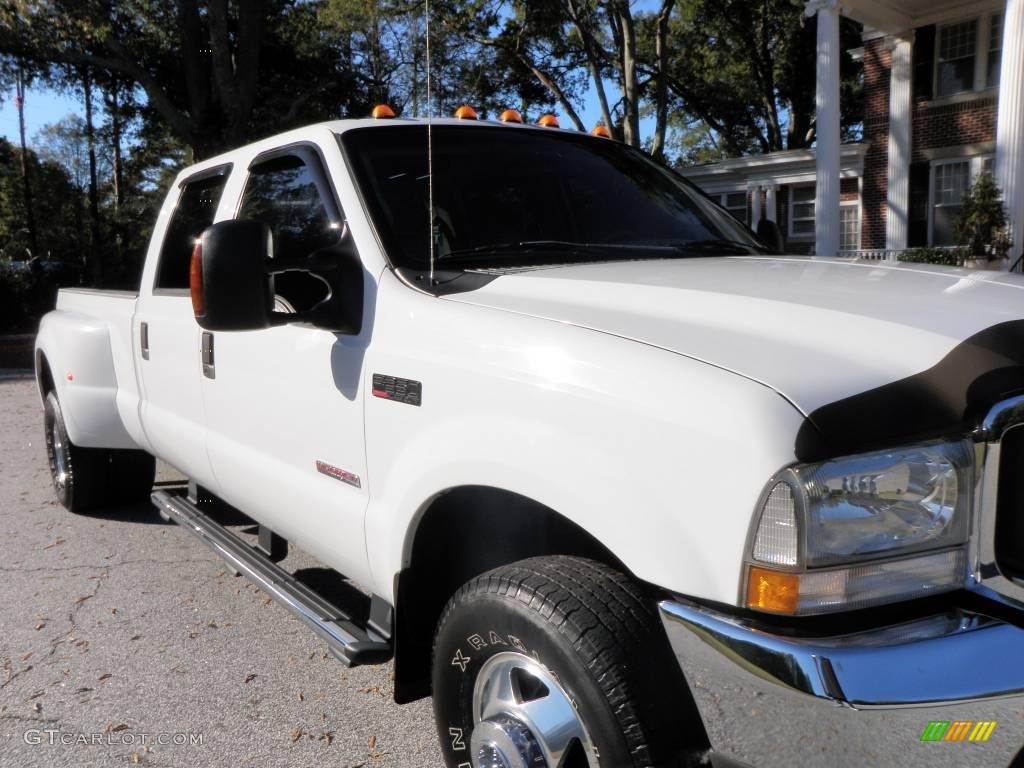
[362, 283, 806, 607]
[35, 310, 137, 449]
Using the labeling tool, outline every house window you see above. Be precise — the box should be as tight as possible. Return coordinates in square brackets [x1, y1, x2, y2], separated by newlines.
[789, 185, 815, 239]
[929, 155, 993, 245]
[988, 13, 1003, 88]
[721, 192, 747, 224]
[937, 20, 978, 97]
[933, 14, 1003, 97]
[931, 160, 969, 245]
[839, 203, 860, 252]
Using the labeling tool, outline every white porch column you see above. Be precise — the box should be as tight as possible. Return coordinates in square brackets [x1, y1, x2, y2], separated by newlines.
[764, 184, 778, 222]
[996, 0, 1024, 264]
[749, 183, 762, 229]
[886, 34, 913, 251]
[807, 0, 841, 256]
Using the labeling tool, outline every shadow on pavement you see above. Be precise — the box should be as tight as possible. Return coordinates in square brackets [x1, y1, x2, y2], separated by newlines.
[293, 567, 372, 625]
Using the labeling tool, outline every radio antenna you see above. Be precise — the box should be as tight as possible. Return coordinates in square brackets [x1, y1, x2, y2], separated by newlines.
[424, 0, 436, 286]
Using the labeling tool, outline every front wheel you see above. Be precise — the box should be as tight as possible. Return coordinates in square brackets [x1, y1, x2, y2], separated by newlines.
[432, 556, 701, 768]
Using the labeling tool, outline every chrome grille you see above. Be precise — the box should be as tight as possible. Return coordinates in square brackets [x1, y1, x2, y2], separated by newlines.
[970, 395, 1024, 606]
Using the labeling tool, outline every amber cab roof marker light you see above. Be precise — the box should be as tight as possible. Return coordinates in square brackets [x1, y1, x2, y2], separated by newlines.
[591, 124, 611, 138]
[538, 114, 560, 128]
[454, 105, 479, 120]
[499, 109, 523, 124]
[371, 104, 396, 119]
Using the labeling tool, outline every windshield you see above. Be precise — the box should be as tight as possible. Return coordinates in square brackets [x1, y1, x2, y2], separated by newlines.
[340, 125, 763, 271]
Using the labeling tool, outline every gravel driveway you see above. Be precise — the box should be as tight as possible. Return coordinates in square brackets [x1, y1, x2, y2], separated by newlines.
[0, 372, 442, 767]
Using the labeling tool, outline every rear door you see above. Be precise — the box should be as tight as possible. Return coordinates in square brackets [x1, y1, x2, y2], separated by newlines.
[135, 166, 231, 489]
[200, 144, 373, 583]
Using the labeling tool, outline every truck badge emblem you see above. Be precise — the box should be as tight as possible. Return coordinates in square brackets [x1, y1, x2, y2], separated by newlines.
[372, 373, 422, 406]
[315, 461, 361, 488]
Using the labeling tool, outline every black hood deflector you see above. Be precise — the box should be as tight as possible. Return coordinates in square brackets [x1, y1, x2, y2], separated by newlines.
[795, 320, 1024, 462]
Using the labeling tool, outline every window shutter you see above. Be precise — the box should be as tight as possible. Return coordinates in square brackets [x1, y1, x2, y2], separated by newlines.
[912, 25, 936, 101]
[908, 161, 930, 247]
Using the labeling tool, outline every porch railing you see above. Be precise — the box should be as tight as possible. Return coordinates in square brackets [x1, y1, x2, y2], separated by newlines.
[833, 247, 1024, 272]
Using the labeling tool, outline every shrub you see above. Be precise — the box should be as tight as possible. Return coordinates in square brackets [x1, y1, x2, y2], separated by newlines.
[955, 173, 1013, 261]
[897, 246, 967, 266]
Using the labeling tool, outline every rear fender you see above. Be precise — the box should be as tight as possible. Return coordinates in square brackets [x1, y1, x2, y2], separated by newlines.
[34, 310, 137, 449]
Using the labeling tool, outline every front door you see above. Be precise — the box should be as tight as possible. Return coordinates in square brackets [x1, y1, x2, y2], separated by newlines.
[200, 145, 373, 584]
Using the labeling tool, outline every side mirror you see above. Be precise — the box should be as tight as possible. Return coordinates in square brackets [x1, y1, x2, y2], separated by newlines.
[756, 219, 785, 254]
[191, 218, 364, 335]
[191, 220, 274, 331]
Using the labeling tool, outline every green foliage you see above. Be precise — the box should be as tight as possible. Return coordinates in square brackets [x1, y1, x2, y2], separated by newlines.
[897, 246, 967, 267]
[0, 259, 37, 332]
[664, 0, 862, 158]
[954, 173, 1013, 261]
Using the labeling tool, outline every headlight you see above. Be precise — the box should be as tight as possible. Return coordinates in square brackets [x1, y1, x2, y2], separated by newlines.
[744, 439, 973, 615]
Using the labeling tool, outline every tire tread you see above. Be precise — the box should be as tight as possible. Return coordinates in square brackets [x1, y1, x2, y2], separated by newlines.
[436, 555, 701, 767]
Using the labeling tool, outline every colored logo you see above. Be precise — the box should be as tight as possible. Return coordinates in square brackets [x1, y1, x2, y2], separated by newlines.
[921, 721, 997, 742]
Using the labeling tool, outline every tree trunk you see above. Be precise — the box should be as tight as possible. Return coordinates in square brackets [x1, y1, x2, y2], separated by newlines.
[106, 81, 125, 271]
[565, 0, 615, 136]
[82, 67, 103, 287]
[650, 0, 676, 161]
[14, 64, 39, 259]
[611, 1, 640, 147]
[106, 84, 125, 210]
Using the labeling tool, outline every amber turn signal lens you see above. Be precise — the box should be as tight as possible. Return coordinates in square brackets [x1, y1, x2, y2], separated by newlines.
[189, 241, 205, 317]
[745, 566, 799, 614]
[499, 109, 523, 123]
[590, 125, 611, 138]
[538, 114, 560, 128]
[371, 104, 396, 119]
[454, 105, 478, 120]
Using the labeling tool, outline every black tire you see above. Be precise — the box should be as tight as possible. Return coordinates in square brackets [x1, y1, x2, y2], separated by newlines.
[43, 391, 155, 513]
[432, 556, 702, 768]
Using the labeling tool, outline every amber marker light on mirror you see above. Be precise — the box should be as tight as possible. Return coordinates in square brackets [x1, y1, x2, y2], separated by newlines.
[591, 125, 611, 138]
[538, 114, 560, 128]
[745, 566, 799, 614]
[499, 109, 523, 123]
[189, 241, 205, 317]
[454, 105, 478, 120]
[371, 104, 396, 119]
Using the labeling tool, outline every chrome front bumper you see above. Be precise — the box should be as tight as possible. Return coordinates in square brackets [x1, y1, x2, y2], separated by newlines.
[660, 600, 1024, 768]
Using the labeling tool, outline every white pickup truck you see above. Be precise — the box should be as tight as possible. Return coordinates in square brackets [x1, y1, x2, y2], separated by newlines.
[35, 115, 1024, 768]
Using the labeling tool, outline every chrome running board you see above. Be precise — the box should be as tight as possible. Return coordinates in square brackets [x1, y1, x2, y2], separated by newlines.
[151, 489, 392, 667]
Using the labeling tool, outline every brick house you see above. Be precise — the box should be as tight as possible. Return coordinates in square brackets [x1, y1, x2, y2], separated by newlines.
[678, 0, 1023, 264]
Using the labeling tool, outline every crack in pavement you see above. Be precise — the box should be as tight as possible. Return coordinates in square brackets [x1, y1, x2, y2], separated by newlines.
[1, 566, 109, 692]
[0, 558, 217, 575]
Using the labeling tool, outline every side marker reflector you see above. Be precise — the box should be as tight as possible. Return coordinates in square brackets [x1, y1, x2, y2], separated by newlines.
[745, 566, 799, 614]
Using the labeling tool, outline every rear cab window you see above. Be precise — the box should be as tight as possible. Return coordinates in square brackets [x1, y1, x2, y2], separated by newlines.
[153, 167, 232, 292]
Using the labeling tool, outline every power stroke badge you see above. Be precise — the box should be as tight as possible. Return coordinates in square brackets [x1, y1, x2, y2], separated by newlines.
[371, 373, 422, 406]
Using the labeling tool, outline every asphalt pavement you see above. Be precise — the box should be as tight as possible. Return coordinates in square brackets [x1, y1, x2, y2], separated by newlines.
[0, 371, 442, 768]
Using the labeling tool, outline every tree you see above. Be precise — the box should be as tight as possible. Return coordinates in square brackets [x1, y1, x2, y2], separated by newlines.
[1, 0, 370, 159]
[13, 63, 39, 257]
[660, 0, 862, 159]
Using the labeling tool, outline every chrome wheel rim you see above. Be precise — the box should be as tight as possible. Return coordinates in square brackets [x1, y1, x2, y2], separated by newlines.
[471, 651, 597, 768]
[51, 420, 68, 490]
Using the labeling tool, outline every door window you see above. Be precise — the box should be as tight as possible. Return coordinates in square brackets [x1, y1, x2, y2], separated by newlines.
[237, 152, 344, 311]
[154, 168, 231, 290]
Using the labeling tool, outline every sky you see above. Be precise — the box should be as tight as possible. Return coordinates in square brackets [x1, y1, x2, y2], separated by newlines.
[0, 86, 89, 146]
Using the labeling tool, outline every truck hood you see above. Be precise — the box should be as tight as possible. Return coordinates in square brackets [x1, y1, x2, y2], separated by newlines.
[448, 256, 1024, 457]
